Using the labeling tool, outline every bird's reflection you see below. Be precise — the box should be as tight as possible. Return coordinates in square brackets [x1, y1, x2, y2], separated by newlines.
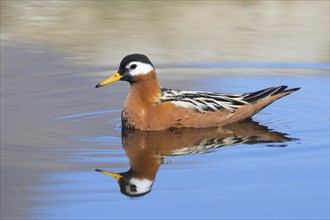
[96, 119, 295, 197]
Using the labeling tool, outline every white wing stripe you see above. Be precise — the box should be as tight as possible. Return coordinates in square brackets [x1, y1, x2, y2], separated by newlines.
[158, 86, 290, 113]
[159, 88, 247, 113]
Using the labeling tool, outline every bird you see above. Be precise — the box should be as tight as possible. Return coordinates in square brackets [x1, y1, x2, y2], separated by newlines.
[96, 120, 295, 197]
[95, 54, 300, 131]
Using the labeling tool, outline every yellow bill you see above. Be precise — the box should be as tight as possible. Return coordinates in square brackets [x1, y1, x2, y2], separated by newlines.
[95, 72, 122, 88]
[95, 169, 123, 180]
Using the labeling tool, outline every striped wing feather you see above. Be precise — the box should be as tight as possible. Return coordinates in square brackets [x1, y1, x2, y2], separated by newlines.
[159, 85, 296, 113]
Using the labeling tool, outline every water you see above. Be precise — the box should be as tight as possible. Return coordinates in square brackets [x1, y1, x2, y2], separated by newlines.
[1, 1, 329, 220]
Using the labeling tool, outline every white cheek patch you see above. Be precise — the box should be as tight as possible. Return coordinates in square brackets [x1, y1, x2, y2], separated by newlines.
[126, 178, 153, 195]
[126, 62, 154, 76]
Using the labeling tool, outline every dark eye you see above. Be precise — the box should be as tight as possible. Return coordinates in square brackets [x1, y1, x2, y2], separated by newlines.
[130, 64, 137, 69]
[130, 184, 137, 192]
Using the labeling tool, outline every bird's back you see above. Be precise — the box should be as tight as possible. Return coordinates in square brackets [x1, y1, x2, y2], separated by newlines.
[123, 85, 300, 130]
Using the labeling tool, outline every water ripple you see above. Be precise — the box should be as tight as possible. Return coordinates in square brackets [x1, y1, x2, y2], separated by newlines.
[57, 109, 121, 120]
[181, 62, 329, 70]
[73, 135, 121, 143]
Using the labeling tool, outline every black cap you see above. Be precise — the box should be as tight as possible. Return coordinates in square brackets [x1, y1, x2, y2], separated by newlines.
[118, 54, 154, 75]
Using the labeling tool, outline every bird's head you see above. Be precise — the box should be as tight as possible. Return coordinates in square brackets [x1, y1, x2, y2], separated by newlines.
[95, 54, 155, 87]
[96, 169, 153, 197]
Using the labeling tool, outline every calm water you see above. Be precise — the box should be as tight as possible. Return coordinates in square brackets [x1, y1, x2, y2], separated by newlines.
[1, 1, 329, 220]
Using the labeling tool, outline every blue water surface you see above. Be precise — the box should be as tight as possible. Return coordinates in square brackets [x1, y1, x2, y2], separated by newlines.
[34, 72, 329, 220]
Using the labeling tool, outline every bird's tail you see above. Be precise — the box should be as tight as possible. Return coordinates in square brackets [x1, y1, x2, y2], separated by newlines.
[226, 85, 300, 123]
[243, 85, 300, 103]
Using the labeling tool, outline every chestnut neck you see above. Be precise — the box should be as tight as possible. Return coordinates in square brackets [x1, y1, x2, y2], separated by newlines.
[129, 70, 162, 104]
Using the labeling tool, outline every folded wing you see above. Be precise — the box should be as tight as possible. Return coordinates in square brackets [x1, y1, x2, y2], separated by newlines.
[159, 86, 300, 113]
